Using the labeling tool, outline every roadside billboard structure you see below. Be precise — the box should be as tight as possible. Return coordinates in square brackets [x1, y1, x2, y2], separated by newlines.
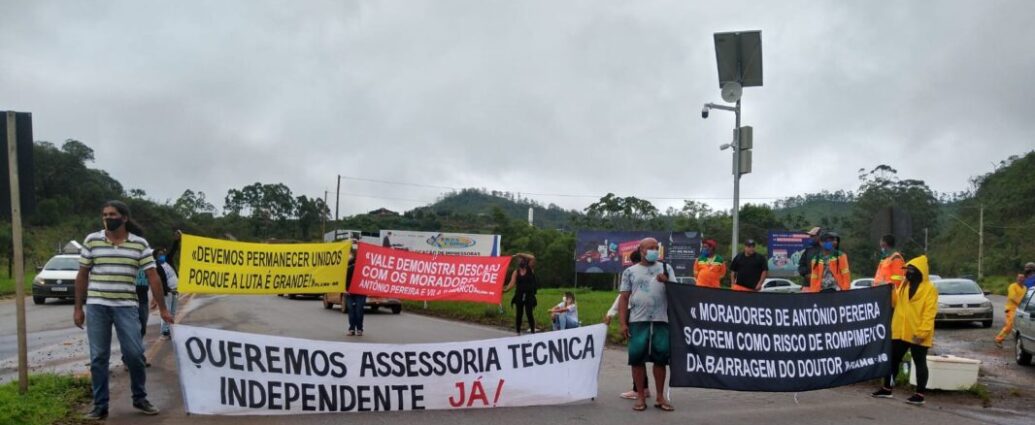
[766, 230, 811, 278]
[380, 230, 502, 257]
[574, 231, 701, 277]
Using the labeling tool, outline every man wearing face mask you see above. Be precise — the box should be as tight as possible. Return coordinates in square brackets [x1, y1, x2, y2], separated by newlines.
[694, 239, 726, 288]
[619, 238, 676, 412]
[874, 234, 905, 287]
[806, 232, 851, 293]
[797, 227, 822, 284]
[74, 201, 173, 420]
[872, 255, 938, 406]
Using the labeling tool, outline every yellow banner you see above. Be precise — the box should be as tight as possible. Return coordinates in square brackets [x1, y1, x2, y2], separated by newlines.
[178, 234, 351, 295]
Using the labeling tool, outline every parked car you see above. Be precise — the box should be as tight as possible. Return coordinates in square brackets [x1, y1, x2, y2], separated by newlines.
[929, 274, 943, 281]
[323, 291, 402, 314]
[31, 254, 80, 305]
[850, 278, 875, 290]
[1014, 287, 1035, 365]
[278, 293, 322, 300]
[675, 276, 697, 285]
[760, 278, 801, 293]
[933, 278, 993, 328]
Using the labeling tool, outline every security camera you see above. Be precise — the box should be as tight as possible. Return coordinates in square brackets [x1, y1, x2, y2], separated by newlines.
[701, 105, 709, 119]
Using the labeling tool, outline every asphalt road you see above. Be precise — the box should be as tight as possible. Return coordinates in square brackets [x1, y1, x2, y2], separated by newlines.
[2, 293, 1033, 424]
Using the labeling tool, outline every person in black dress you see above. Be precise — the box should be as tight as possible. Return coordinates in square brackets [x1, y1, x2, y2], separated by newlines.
[504, 253, 537, 334]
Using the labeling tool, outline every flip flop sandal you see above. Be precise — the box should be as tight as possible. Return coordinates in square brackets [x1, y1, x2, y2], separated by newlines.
[654, 403, 674, 412]
[633, 403, 647, 411]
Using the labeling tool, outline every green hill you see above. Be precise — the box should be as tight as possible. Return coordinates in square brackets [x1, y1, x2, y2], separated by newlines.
[930, 151, 1035, 277]
[424, 189, 579, 230]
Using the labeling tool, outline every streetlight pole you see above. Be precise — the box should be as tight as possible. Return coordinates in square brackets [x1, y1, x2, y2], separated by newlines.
[731, 100, 741, 259]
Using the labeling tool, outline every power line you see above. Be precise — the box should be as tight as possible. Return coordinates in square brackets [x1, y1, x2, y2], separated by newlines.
[338, 192, 435, 204]
[338, 175, 791, 202]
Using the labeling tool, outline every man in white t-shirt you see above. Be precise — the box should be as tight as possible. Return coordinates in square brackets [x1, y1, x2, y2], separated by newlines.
[619, 238, 676, 412]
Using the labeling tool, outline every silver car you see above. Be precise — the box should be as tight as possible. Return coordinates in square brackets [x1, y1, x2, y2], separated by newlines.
[934, 279, 993, 328]
[850, 278, 874, 290]
[760, 278, 801, 293]
[1014, 287, 1034, 365]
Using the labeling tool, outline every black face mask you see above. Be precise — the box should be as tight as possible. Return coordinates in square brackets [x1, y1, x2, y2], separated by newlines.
[905, 268, 923, 285]
[104, 217, 125, 231]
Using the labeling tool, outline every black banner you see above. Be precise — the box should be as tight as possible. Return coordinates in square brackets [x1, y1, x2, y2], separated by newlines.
[667, 285, 892, 392]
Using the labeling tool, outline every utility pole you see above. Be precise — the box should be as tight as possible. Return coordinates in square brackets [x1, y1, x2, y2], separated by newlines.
[924, 227, 929, 253]
[335, 175, 341, 222]
[978, 204, 984, 281]
[6, 112, 28, 394]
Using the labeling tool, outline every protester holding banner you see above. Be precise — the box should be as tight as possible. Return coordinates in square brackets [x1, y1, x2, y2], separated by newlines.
[74, 200, 173, 420]
[797, 226, 822, 283]
[694, 239, 726, 288]
[504, 253, 538, 334]
[874, 234, 906, 287]
[155, 250, 178, 338]
[345, 254, 365, 336]
[729, 239, 768, 291]
[806, 232, 851, 293]
[995, 274, 1027, 348]
[873, 255, 937, 406]
[619, 238, 676, 412]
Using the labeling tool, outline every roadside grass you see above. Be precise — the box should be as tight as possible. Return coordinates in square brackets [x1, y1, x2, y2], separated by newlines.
[0, 273, 38, 298]
[0, 373, 92, 425]
[402, 288, 626, 343]
[978, 275, 1014, 296]
[964, 383, 992, 407]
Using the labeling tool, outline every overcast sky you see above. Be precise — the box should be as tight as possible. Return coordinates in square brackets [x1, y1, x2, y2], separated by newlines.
[3, 0, 1033, 217]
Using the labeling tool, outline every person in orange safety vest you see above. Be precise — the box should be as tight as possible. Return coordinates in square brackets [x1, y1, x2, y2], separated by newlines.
[694, 239, 726, 288]
[806, 232, 850, 293]
[874, 234, 906, 288]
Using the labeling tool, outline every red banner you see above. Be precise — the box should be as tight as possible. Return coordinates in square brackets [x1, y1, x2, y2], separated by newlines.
[349, 243, 510, 303]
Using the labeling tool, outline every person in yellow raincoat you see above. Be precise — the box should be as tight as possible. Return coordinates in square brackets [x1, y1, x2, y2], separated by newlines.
[872, 255, 937, 406]
[995, 274, 1028, 348]
[694, 239, 726, 288]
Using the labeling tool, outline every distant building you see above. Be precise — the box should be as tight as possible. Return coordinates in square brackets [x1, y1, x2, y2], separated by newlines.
[62, 240, 83, 255]
[367, 208, 399, 217]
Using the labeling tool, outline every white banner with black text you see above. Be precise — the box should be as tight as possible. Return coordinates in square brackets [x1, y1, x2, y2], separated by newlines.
[172, 324, 605, 415]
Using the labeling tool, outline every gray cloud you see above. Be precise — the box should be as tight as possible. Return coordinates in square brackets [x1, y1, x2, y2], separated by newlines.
[2, 0, 1032, 217]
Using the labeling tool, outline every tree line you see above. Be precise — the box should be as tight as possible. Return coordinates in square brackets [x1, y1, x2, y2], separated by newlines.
[5, 139, 1032, 288]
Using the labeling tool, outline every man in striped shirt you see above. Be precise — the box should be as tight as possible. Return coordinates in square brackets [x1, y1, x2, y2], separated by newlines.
[73, 201, 173, 420]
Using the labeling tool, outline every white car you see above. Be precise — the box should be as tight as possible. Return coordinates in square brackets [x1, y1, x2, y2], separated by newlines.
[850, 278, 875, 290]
[760, 278, 802, 293]
[929, 274, 943, 281]
[934, 279, 993, 328]
[1014, 287, 1035, 365]
[31, 254, 80, 305]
